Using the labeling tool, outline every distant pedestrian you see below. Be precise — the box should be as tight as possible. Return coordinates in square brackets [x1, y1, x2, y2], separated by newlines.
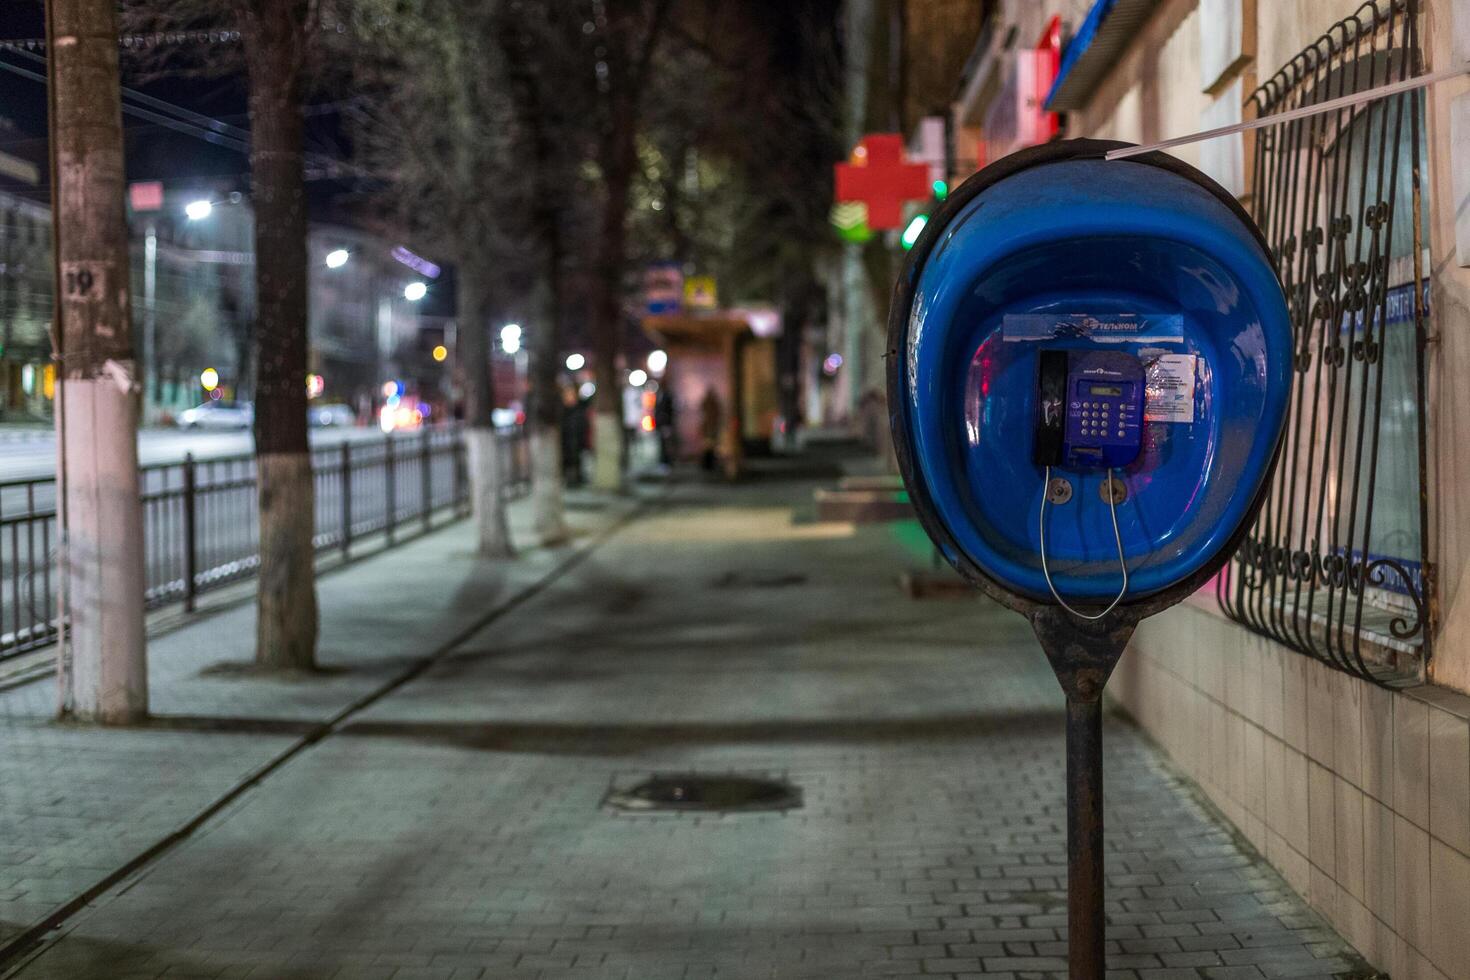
[561, 385, 587, 486]
[699, 387, 722, 472]
[654, 384, 676, 465]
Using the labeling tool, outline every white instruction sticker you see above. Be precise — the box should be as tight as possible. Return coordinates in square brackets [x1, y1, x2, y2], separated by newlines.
[1145, 354, 1197, 423]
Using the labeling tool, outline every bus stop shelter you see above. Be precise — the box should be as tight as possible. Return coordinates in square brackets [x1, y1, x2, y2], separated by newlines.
[642, 309, 781, 479]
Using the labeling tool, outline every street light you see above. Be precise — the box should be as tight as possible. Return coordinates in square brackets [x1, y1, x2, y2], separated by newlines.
[200, 367, 220, 391]
[325, 248, 349, 269]
[184, 199, 213, 221]
[500, 323, 522, 354]
[432, 344, 448, 362]
[565, 352, 585, 372]
[628, 369, 648, 387]
[647, 349, 668, 375]
[404, 281, 427, 301]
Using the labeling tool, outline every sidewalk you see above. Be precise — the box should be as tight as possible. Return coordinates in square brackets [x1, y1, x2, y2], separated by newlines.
[0, 462, 1372, 979]
[0, 488, 643, 951]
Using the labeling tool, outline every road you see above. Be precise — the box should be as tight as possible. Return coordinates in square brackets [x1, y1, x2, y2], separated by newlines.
[0, 425, 385, 483]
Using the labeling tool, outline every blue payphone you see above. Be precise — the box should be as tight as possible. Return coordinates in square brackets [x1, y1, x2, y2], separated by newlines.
[891, 140, 1291, 618]
[887, 139, 1292, 979]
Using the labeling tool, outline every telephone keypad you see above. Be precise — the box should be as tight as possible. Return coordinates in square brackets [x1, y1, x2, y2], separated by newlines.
[1066, 390, 1142, 455]
[1036, 349, 1145, 470]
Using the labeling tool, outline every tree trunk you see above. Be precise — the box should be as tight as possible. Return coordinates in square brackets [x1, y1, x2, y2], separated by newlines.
[586, 0, 671, 490]
[589, 110, 636, 493]
[47, 0, 147, 722]
[244, 0, 317, 671]
[529, 423, 565, 542]
[528, 230, 568, 546]
[459, 271, 514, 557]
[522, 45, 569, 546]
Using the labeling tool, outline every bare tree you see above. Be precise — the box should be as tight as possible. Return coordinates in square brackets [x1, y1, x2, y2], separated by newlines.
[348, 0, 520, 556]
[120, 0, 326, 669]
[583, 0, 673, 492]
[573, 0, 843, 474]
[241, 0, 318, 664]
[623, 2, 844, 444]
[493, 0, 594, 545]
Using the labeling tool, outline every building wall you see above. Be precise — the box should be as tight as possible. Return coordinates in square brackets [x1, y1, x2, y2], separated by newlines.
[1060, 0, 1470, 975]
[1422, 0, 1470, 695]
[0, 193, 55, 420]
[1113, 603, 1470, 979]
[1069, 0, 1206, 167]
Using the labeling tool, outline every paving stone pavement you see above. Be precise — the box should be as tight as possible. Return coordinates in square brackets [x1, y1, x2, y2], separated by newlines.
[0, 464, 1374, 979]
[0, 488, 641, 948]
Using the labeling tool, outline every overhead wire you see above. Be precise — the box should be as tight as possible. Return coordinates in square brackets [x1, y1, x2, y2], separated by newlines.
[0, 58, 250, 153]
[0, 41, 369, 176]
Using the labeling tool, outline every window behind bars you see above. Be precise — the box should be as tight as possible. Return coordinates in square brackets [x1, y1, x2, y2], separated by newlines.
[1215, 0, 1431, 684]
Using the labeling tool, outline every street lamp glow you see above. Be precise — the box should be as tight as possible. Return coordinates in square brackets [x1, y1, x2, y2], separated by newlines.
[432, 344, 448, 362]
[184, 199, 213, 221]
[403, 281, 427, 301]
[325, 248, 350, 269]
[565, 352, 585, 371]
[199, 367, 220, 391]
[500, 322, 522, 354]
[628, 368, 648, 387]
[647, 349, 668, 374]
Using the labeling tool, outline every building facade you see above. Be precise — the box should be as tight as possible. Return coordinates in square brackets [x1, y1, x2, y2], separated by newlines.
[906, 0, 1470, 974]
[0, 190, 54, 420]
[0, 183, 434, 424]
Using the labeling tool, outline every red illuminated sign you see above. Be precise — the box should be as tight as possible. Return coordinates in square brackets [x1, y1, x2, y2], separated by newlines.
[834, 134, 932, 231]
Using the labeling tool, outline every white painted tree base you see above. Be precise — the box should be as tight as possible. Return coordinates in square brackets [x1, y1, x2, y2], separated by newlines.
[592, 411, 623, 492]
[530, 424, 569, 546]
[465, 427, 515, 558]
[59, 375, 147, 722]
[255, 451, 319, 671]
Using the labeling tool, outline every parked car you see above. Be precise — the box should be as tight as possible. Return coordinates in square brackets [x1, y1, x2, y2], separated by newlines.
[309, 404, 356, 428]
[178, 400, 253, 430]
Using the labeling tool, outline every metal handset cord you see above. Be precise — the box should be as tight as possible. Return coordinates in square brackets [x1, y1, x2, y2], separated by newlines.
[1039, 465, 1129, 621]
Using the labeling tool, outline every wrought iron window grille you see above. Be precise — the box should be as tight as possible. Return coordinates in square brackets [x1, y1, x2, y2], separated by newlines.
[1216, 0, 1431, 686]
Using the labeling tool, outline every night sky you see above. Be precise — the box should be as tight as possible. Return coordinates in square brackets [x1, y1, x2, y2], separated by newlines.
[0, 3, 456, 316]
[1, 3, 349, 210]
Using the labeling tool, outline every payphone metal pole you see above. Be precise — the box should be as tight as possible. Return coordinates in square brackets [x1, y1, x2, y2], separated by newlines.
[1066, 696, 1106, 978]
[1031, 607, 1136, 980]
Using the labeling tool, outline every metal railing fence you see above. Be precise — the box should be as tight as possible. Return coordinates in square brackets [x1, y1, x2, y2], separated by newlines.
[0, 424, 528, 659]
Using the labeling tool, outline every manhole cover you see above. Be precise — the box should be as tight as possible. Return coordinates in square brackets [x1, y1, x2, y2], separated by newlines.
[604, 773, 801, 813]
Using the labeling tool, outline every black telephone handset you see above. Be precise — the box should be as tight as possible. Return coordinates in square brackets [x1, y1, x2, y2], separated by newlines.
[1034, 350, 1069, 467]
[1034, 349, 1145, 470]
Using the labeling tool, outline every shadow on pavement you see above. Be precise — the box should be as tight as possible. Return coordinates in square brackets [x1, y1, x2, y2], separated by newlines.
[136, 714, 322, 736]
[331, 708, 1077, 757]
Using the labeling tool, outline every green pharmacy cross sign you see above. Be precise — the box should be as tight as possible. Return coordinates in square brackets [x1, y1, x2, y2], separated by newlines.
[829, 200, 872, 244]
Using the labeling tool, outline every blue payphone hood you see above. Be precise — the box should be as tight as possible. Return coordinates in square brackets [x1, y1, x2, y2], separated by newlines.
[888, 139, 1292, 615]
